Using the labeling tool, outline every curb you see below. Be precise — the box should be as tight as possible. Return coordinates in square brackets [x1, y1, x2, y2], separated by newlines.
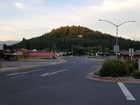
[0, 65, 42, 72]
[87, 71, 140, 84]
[0, 59, 66, 72]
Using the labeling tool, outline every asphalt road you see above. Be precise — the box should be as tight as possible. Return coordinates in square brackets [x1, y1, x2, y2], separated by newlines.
[0, 56, 140, 105]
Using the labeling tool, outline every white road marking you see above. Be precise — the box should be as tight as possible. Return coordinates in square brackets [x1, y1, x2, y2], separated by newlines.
[7, 69, 44, 76]
[118, 82, 136, 101]
[7, 72, 19, 76]
[7, 72, 29, 76]
[40, 72, 49, 76]
[10, 75, 27, 79]
[41, 69, 68, 77]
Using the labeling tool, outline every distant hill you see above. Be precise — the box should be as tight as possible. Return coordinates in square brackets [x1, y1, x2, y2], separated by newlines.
[0, 41, 19, 45]
[0, 41, 19, 49]
[13, 26, 140, 53]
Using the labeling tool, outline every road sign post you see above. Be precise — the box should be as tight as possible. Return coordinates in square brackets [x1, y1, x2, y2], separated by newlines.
[138, 59, 140, 70]
[129, 48, 134, 60]
[114, 45, 119, 58]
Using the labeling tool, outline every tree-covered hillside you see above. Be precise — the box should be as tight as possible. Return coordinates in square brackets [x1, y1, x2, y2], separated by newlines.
[13, 25, 140, 54]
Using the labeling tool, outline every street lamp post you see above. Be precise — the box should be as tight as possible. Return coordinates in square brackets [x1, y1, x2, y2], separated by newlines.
[99, 20, 135, 58]
[0, 56, 1, 68]
[0, 50, 2, 68]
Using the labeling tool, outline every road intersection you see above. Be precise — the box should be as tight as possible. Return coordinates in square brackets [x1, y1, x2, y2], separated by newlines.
[0, 56, 140, 105]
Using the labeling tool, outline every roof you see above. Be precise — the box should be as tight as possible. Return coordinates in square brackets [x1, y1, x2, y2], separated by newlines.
[120, 51, 140, 55]
[18, 48, 29, 52]
[2, 52, 18, 55]
[3, 44, 13, 51]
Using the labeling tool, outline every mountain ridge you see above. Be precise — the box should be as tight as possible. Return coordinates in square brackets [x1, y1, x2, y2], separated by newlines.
[13, 25, 140, 52]
[0, 41, 19, 49]
[0, 41, 19, 44]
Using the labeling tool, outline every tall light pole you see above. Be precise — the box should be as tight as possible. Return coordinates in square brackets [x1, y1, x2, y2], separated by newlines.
[0, 54, 1, 68]
[99, 19, 135, 58]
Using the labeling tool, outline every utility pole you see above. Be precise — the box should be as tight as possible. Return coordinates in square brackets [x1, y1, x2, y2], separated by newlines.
[0, 54, 2, 68]
[99, 20, 135, 58]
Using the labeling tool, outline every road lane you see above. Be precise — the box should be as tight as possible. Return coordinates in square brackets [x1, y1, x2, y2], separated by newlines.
[40, 69, 68, 77]
[125, 83, 140, 103]
[7, 69, 44, 76]
[118, 82, 136, 101]
[0, 56, 140, 105]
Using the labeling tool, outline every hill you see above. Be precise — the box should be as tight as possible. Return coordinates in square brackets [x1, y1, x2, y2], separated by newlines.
[0, 41, 19, 49]
[13, 26, 140, 54]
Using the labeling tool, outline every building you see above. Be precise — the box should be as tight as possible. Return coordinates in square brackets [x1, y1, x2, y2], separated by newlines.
[1, 44, 18, 60]
[28, 51, 55, 58]
[17, 48, 29, 58]
[120, 50, 140, 59]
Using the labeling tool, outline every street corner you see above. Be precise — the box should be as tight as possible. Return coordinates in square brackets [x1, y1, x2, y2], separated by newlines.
[86, 71, 140, 84]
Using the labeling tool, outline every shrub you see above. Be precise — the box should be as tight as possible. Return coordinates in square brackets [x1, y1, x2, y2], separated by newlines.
[132, 70, 140, 79]
[100, 59, 129, 77]
[94, 70, 100, 76]
[126, 60, 138, 73]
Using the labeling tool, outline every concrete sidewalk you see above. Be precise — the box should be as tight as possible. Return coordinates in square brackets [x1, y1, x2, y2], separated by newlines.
[0, 58, 66, 72]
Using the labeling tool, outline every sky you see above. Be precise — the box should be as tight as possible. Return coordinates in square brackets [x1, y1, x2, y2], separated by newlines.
[0, 0, 140, 41]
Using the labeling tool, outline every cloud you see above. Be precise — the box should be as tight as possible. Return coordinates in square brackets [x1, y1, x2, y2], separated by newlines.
[66, 0, 139, 40]
[70, 0, 139, 24]
[75, 0, 140, 14]
[0, 0, 140, 41]
[99, 0, 140, 12]
[33, 0, 45, 5]
[14, 2, 26, 10]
